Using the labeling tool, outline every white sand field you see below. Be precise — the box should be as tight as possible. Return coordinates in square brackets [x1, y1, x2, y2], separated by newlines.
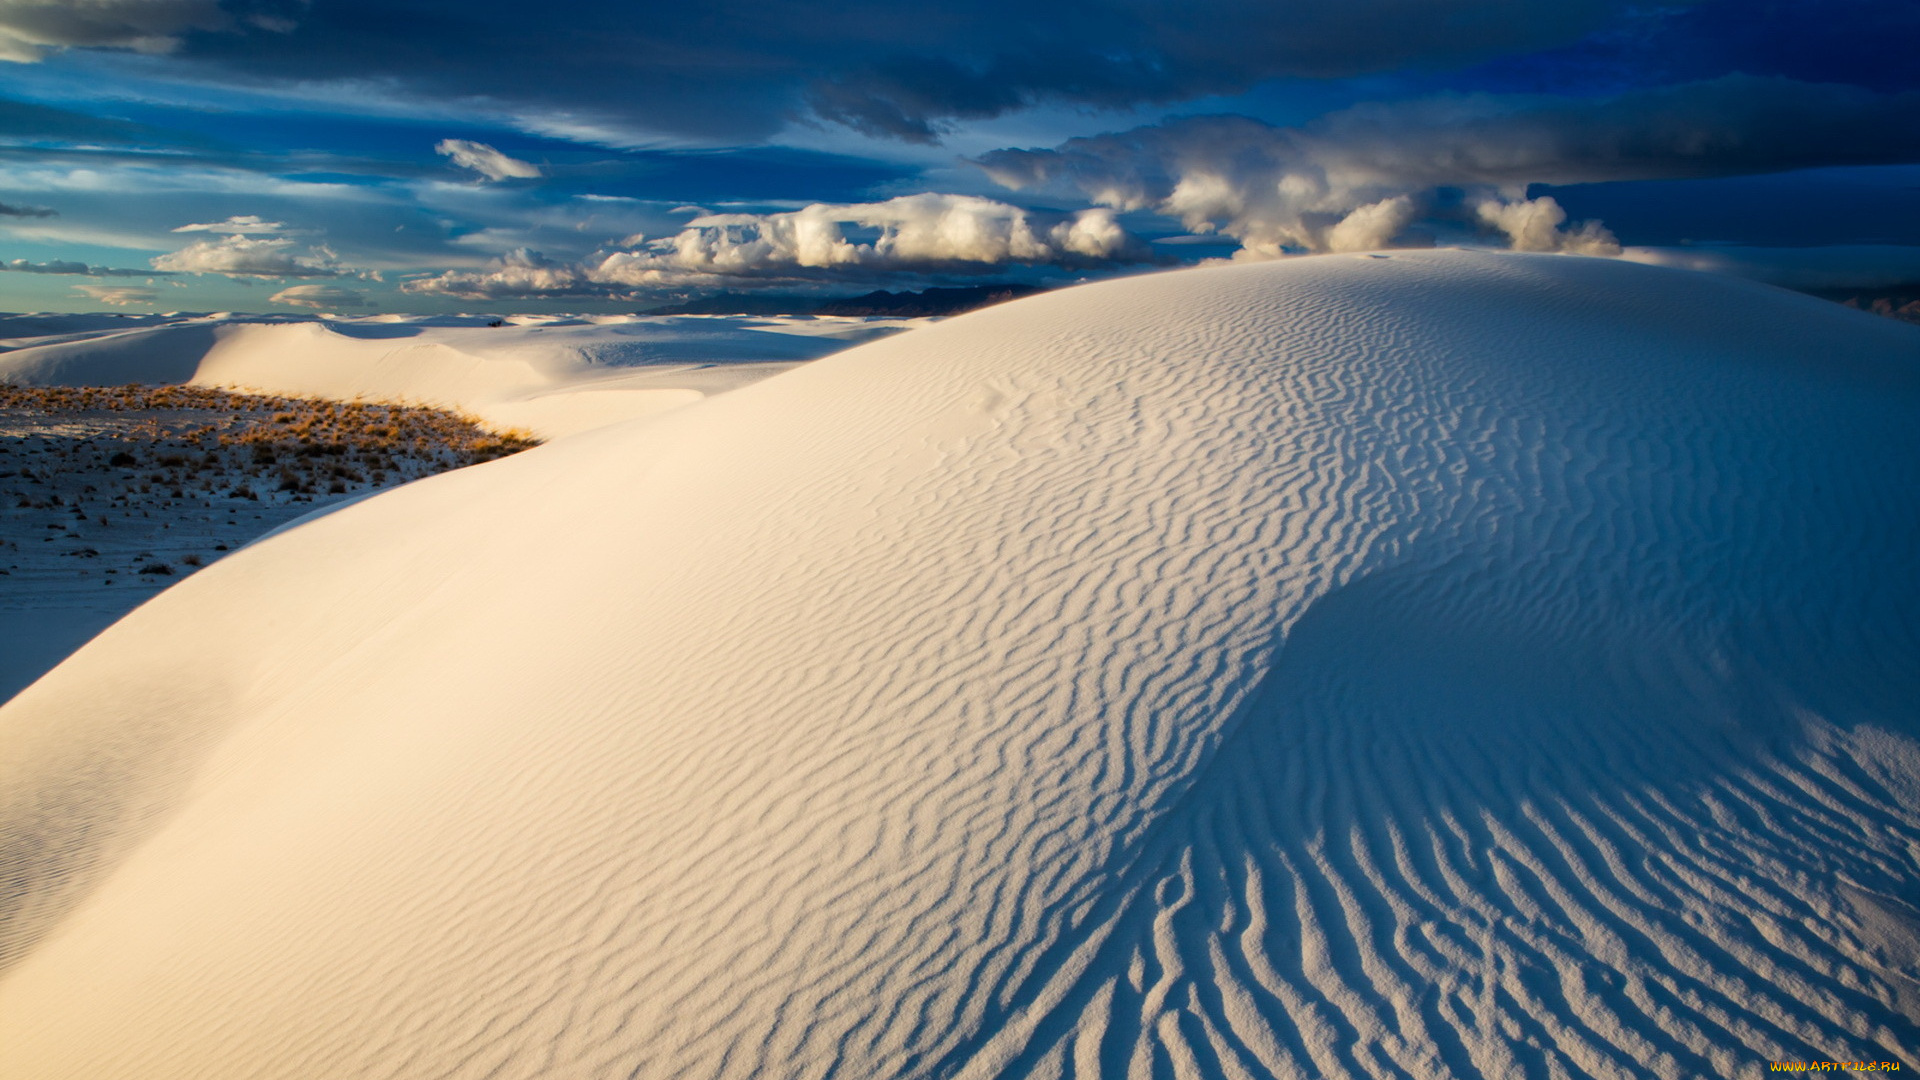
[1, 251, 1917, 1078]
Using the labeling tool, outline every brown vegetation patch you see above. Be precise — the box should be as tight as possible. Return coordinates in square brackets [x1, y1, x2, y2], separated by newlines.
[1, 384, 541, 594]
[0, 384, 537, 470]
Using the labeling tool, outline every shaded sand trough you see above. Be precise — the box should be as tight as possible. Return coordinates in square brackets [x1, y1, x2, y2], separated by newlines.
[1, 252, 1917, 1079]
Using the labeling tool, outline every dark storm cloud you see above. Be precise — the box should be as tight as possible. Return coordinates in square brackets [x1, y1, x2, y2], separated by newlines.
[1542, 0, 1920, 96]
[5, 0, 1659, 142]
[802, 0, 1641, 140]
[976, 76, 1920, 253]
[985, 76, 1920, 195]
[0, 199, 53, 216]
[1542, 166, 1920, 249]
[0, 0, 225, 61]
[0, 0, 304, 60]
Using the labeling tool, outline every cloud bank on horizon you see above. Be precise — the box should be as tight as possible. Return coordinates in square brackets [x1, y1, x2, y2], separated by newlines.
[0, 0, 1915, 311]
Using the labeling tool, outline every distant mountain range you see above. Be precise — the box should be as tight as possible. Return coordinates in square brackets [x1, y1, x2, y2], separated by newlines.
[1808, 285, 1920, 325]
[646, 283, 1046, 318]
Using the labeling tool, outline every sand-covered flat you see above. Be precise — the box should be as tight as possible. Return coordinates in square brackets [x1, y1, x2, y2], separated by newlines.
[1, 252, 1917, 1079]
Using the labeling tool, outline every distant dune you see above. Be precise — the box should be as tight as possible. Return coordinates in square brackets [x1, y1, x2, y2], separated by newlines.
[1, 252, 1916, 1078]
[0, 311, 927, 440]
[646, 283, 1046, 317]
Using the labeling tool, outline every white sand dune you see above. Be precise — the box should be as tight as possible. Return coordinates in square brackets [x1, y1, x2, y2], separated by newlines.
[1, 251, 1917, 1078]
[0, 312, 924, 439]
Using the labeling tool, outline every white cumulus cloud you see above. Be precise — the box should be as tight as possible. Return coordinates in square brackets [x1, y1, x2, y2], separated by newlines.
[403, 249, 585, 300]
[403, 194, 1151, 300]
[1324, 196, 1420, 254]
[1474, 197, 1619, 255]
[435, 139, 543, 182]
[152, 234, 349, 278]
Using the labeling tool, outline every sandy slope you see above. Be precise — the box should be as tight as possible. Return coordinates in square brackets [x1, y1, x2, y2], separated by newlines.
[0, 252, 1916, 1079]
[0, 312, 922, 704]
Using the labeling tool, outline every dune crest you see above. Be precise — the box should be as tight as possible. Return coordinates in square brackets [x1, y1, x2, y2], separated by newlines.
[1, 251, 1916, 1078]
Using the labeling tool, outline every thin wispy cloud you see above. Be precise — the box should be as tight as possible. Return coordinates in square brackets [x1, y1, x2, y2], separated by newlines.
[69, 282, 158, 306]
[435, 140, 542, 182]
[1620, 244, 1920, 291]
[269, 283, 371, 308]
[172, 215, 289, 235]
[4, 257, 169, 276]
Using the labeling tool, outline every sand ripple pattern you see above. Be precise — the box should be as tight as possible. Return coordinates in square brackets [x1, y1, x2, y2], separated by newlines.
[1, 252, 1917, 1079]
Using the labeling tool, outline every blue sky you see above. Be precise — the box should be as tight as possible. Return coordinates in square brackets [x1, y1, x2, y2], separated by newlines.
[1, 0, 1916, 313]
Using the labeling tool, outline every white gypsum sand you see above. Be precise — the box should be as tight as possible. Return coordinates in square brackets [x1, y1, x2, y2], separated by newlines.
[0, 251, 1916, 1078]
